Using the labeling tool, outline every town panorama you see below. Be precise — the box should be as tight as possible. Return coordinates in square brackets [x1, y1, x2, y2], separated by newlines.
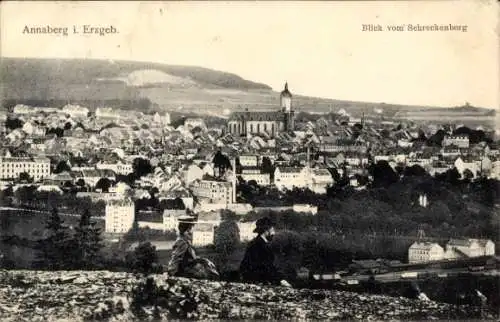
[0, 67, 499, 320]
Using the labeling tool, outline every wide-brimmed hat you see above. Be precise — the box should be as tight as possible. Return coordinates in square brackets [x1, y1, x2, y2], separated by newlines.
[253, 217, 274, 234]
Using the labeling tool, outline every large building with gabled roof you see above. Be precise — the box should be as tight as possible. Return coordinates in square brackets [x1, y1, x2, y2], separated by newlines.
[227, 82, 295, 138]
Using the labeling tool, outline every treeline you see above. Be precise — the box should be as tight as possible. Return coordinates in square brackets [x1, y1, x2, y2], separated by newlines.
[239, 163, 499, 243]
[1, 186, 106, 216]
[416, 126, 494, 146]
[1, 207, 163, 274]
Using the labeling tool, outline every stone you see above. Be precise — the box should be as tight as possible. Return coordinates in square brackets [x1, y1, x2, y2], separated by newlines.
[0, 270, 495, 321]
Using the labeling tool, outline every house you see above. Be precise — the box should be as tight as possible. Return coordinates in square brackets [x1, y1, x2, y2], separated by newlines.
[96, 107, 120, 120]
[95, 161, 133, 175]
[454, 157, 479, 178]
[408, 242, 445, 263]
[274, 167, 307, 191]
[240, 167, 271, 186]
[184, 118, 206, 130]
[309, 168, 334, 194]
[443, 134, 470, 149]
[0, 156, 51, 182]
[182, 164, 204, 185]
[292, 204, 318, 215]
[163, 209, 188, 231]
[74, 169, 116, 188]
[160, 175, 183, 192]
[444, 238, 495, 260]
[190, 179, 234, 205]
[199, 162, 215, 177]
[36, 185, 64, 194]
[239, 155, 259, 167]
[61, 104, 89, 119]
[192, 223, 215, 246]
[237, 220, 257, 242]
[105, 198, 135, 234]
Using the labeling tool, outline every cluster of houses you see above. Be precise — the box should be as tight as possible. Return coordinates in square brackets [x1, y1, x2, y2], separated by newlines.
[1, 85, 499, 248]
[408, 239, 496, 263]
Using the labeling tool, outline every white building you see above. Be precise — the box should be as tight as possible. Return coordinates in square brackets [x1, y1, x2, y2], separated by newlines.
[162, 209, 188, 231]
[61, 104, 90, 119]
[190, 179, 234, 204]
[240, 167, 271, 186]
[95, 161, 133, 175]
[0, 156, 51, 182]
[96, 107, 120, 120]
[443, 134, 470, 149]
[12, 104, 33, 115]
[310, 168, 334, 194]
[239, 155, 259, 167]
[444, 238, 495, 260]
[454, 157, 479, 178]
[274, 167, 307, 191]
[274, 166, 333, 193]
[105, 198, 135, 233]
[182, 164, 204, 185]
[192, 223, 215, 246]
[184, 118, 206, 130]
[238, 221, 257, 242]
[408, 242, 445, 263]
[292, 204, 318, 215]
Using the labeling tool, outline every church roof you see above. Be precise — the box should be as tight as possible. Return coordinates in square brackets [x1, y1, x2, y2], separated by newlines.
[229, 110, 284, 122]
[280, 82, 292, 98]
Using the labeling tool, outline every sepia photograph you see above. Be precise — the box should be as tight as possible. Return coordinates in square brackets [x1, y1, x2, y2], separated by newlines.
[0, 0, 499, 320]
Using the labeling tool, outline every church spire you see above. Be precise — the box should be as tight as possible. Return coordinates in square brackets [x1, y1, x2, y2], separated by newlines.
[280, 81, 292, 98]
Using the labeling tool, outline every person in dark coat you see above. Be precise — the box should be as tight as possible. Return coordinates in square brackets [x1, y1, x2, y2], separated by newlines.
[167, 216, 198, 277]
[167, 216, 219, 279]
[239, 217, 292, 287]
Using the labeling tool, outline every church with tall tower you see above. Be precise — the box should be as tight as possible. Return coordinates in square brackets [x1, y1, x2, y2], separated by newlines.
[227, 82, 295, 138]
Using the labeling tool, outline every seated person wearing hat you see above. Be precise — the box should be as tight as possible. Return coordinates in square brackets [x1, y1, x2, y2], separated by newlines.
[239, 217, 292, 287]
[167, 216, 219, 279]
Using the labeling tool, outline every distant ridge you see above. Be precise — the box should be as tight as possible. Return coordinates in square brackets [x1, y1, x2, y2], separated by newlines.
[0, 57, 495, 121]
[0, 57, 272, 90]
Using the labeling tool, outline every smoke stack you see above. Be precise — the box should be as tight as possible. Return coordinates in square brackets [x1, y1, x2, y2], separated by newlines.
[307, 145, 311, 168]
[231, 159, 236, 204]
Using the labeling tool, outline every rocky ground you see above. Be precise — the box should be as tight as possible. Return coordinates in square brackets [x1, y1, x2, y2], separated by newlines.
[0, 270, 495, 321]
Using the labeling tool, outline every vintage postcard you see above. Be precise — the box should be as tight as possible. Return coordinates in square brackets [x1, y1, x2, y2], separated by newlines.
[0, 0, 499, 320]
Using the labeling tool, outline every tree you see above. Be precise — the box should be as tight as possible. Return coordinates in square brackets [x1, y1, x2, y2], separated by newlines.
[214, 220, 240, 258]
[462, 168, 474, 180]
[76, 179, 86, 187]
[427, 129, 446, 147]
[35, 208, 76, 270]
[74, 209, 103, 269]
[64, 122, 72, 131]
[5, 117, 23, 130]
[95, 177, 111, 192]
[212, 150, 231, 177]
[368, 161, 399, 187]
[132, 158, 153, 179]
[404, 165, 427, 177]
[18, 172, 31, 183]
[124, 220, 147, 243]
[126, 242, 162, 275]
[261, 157, 274, 175]
[47, 127, 64, 137]
[54, 161, 71, 174]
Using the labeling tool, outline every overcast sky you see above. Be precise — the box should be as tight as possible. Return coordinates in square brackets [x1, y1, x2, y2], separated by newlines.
[1, 1, 498, 109]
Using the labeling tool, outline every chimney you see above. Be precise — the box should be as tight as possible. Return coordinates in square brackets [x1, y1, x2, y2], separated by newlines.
[231, 159, 237, 204]
[306, 145, 311, 168]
